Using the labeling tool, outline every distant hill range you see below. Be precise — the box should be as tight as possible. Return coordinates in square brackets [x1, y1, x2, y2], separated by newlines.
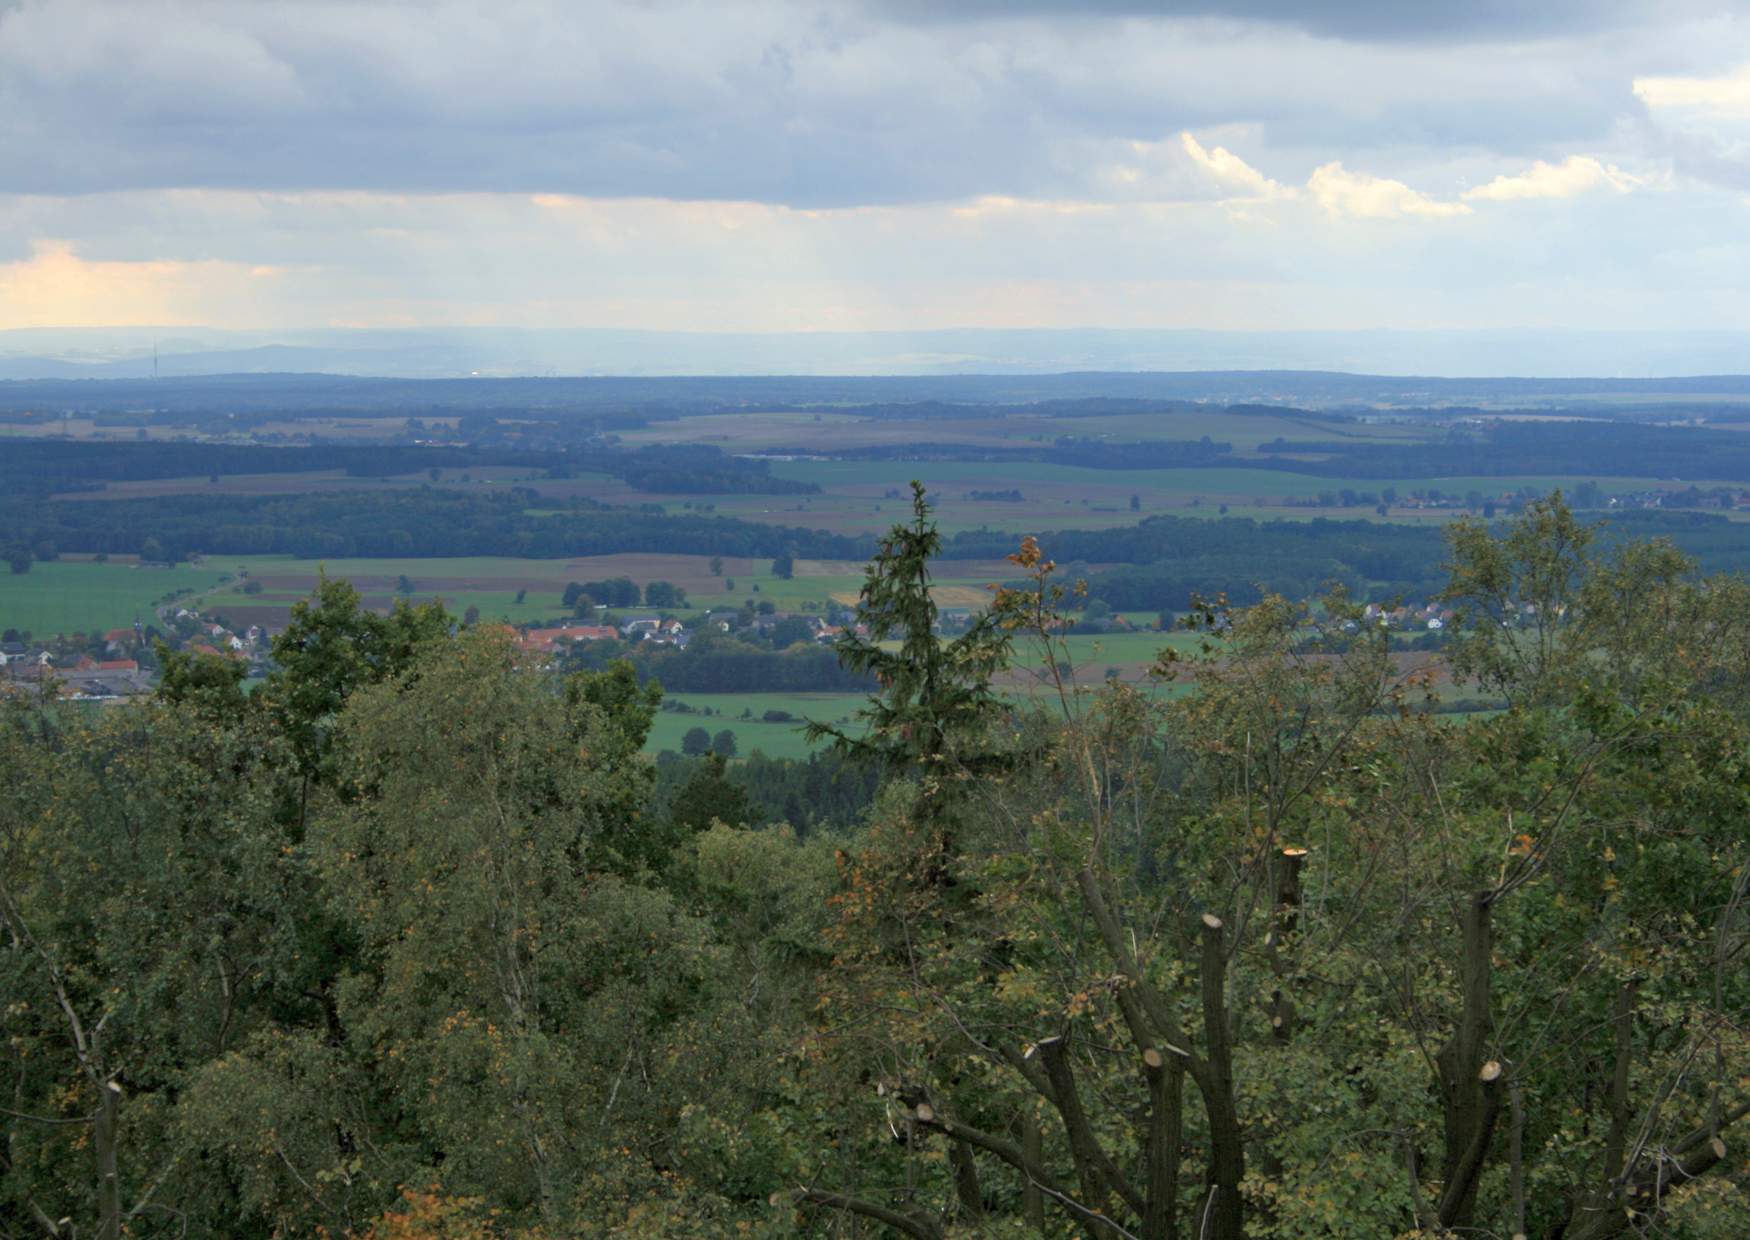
[6, 326, 1750, 390]
[6, 366, 1750, 417]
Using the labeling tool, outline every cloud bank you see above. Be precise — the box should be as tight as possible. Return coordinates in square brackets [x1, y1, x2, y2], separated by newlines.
[1, 0, 1747, 337]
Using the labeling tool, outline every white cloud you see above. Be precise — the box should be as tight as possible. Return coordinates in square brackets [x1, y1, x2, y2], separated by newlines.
[1634, 63, 1750, 116]
[0, 0, 1718, 208]
[1306, 163, 1470, 218]
[0, 241, 284, 330]
[1178, 132, 1293, 200]
[1463, 155, 1643, 201]
[5, 178, 1749, 337]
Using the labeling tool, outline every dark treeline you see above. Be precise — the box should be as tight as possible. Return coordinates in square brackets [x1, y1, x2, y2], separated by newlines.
[3, 438, 813, 498]
[597, 443, 818, 494]
[3, 489, 870, 562]
[972, 510, 1750, 609]
[1253, 419, 1750, 480]
[769, 398, 1348, 423]
[560, 632, 877, 694]
[0, 439, 552, 496]
[770, 418, 1750, 479]
[782, 436, 1238, 469]
[948, 510, 1442, 565]
[652, 749, 882, 835]
[19, 476, 1750, 616]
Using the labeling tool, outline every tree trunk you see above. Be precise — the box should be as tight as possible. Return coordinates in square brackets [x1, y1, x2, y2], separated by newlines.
[1034, 1036, 1141, 1221]
[1022, 1109, 1045, 1232]
[94, 1079, 122, 1240]
[1144, 1046, 1183, 1240]
[1435, 890, 1502, 1228]
[1266, 848, 1307, 1044]
[1602, 979, 1638, 1183]
[949, 1137, 984, 1223]
[1198, 914, 1245, 1240]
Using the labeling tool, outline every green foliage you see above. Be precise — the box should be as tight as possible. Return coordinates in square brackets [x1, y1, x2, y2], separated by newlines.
[668, 753, 755, 836]
[154, 638, 251, 721]
[0, 699, 313, 1236]
[264, 574, 451, 780]
[6, 492, 1750, 1239]
[808, 481, 1012, 804]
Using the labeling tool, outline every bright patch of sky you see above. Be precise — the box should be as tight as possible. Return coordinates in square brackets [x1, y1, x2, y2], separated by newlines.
[3, 0, 1750, 334]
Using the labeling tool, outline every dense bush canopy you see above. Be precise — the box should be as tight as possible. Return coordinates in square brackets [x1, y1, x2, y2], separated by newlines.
[3, 495, 1747, 1237]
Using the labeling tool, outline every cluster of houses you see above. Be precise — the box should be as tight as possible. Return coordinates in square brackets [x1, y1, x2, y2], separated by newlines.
[516, 616, 684, 657]
[161, 611, 273, 671]
[515, 610, 863, 662]
[1355, 600, 1572, 632]
[1359, 602, 1456, 631]
[0, 612, 275, 704]
[0, 641, 155, 701]
[5, 600, 876, 702]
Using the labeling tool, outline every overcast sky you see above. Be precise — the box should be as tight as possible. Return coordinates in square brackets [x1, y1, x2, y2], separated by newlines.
[5, 0, 1750, 336]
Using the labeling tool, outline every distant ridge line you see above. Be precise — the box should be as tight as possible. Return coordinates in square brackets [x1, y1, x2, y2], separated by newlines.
[5, 368, 1750, 417]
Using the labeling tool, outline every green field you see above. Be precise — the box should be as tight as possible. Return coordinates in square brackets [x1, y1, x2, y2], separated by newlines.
[648, 692, 869, 759]
[0, 550, 1012, 641]
[643, 665, 1207, 759]
[0, 560, 232, 638]
[182, 553, 1012, 631]
[1007, 628, 1205, 671]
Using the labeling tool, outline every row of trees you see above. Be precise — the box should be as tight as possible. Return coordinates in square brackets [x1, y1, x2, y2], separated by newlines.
[561, 577, 686, 610]
[1, 489, 869, 565]
[3, 491, 1747, 1236]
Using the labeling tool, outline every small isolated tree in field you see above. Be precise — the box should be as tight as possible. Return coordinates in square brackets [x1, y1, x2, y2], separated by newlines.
[711, 728, 737, 758]
[681, 726, 711, 756]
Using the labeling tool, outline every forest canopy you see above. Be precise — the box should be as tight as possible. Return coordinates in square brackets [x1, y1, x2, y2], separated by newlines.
[2, 495, 1748, 1237]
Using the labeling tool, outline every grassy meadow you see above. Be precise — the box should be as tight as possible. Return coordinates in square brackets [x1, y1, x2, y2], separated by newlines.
[649, 691, 870, 760]
[0, 559, 231, 637]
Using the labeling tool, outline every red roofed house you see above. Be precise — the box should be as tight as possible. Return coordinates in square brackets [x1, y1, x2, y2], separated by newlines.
[519, 625, 619, 654]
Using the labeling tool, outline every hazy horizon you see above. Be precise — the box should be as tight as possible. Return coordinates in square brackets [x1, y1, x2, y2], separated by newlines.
[9, 325, 1750, 381]
[7, 1, 1750, 341]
